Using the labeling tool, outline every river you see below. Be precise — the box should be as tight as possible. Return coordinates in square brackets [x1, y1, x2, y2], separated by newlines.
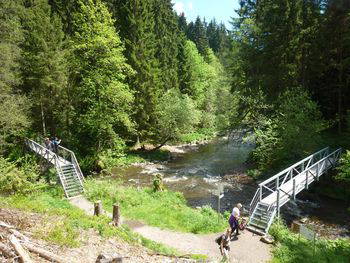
[112, 139, 349, 238]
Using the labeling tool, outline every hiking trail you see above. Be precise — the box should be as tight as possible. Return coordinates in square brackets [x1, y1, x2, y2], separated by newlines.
[69, 196, 271, 262]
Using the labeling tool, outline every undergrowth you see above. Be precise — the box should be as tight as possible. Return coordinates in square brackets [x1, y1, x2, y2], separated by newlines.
[84, 178, 227, 234]
[0, 187, 179, 256]
[269, 220, 350, 263]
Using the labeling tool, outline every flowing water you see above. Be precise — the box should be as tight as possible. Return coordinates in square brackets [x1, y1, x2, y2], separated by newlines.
[112, 139, 349, 238]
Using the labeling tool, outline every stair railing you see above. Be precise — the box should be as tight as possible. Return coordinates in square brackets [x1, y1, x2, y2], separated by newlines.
[58, 145, 84, 184]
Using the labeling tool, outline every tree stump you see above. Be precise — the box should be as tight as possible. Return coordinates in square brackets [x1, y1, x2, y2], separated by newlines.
[112, 204, 121, 227]
[94, 201, 102, 216]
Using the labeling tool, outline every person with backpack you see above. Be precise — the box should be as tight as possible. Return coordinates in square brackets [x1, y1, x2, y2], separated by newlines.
[229, 203, 242, 237]
[51, 136, 61, 153]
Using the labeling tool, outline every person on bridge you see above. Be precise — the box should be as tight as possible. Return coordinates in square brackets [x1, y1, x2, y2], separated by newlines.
[51, 136, 61, 153]
[229, 203, 242, 237]
[44, 137, 52, 151]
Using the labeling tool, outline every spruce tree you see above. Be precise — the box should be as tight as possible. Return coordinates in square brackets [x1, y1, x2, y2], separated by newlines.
[153, 0, 180, 91]
[0, 0, 30, 153]
[68, 0, 134, 154]
[20, 0, 67, 136]
[105, 0, 161, 141]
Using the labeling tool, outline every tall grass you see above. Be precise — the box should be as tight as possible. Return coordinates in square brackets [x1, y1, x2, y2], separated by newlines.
[84, 178, 227, 234]
[270, 220, 350, 263]
[0, 187, 179, 256]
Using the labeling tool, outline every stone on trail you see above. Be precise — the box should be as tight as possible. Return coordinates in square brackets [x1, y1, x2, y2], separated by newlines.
[95, 253, 123, 263]
[260, 235, 274, 244]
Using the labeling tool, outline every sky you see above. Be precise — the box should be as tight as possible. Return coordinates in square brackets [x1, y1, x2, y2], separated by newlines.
[171, 0, 240, 29]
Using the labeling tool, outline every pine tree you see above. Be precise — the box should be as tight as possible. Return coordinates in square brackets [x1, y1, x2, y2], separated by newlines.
[105, 0, 162, 141]
[193, 17, 209, 56]
[0, 0, 30, 152]
[153, 0, 180, 91]
[20, 0, 67, 136]
[177, 12, 187, 33]
[68, 0, 134, 154]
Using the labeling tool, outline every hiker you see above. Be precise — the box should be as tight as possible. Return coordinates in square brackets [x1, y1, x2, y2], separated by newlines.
[51, 136, 61, 153]
[229, 203, 242, 237]
[215, 228, 231, 259]
[44, 137, 52, 151]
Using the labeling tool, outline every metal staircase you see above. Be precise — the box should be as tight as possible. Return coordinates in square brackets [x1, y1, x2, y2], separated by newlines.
[26, 139, 84, 198]
[248, 147, 342, 235]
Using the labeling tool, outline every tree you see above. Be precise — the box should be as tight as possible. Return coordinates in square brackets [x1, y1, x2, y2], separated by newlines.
[155, 88, 200, 147]
[153, 0, 180, 91]
[0, 0, 30, 154]
[192, 17, 209, 56]
[106, 0, 161, 141]
[68, 0, 134, 155]
[252, 88, 327, 170]
[20, 0, 68, 136]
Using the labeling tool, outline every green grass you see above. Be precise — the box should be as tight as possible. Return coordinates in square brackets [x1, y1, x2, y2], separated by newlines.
[179, 130, 215, 144]
[84, 178, 227, 234]
[0, 187, 179, 256]
[269, 220, 350, 263]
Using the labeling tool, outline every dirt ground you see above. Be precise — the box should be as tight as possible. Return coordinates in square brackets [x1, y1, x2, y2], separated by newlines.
[0, 207, 194, 263]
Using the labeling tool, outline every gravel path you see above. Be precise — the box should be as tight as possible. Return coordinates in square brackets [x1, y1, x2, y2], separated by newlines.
[70, 196, 272, 262]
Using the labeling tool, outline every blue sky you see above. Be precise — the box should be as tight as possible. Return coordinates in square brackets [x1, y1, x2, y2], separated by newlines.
[172, 0, 240, 29]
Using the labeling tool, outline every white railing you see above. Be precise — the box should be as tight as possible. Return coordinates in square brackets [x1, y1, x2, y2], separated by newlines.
[271, 148, 342, 213]
[249, 147, 341, 215]
[58, 145, 84, 183]
[25, 138, 70, 197]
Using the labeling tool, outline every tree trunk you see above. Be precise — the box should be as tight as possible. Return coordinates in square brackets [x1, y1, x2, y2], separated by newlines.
[40, 99, 46, 136]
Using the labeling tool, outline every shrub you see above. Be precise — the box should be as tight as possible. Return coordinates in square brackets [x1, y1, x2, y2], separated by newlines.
[0, 157, 45, 194]
[336, 150, 350, 183]
[270, 220, 350, 263]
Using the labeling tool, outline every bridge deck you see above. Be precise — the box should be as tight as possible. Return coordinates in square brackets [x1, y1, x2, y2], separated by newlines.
[261, 159, 333, 206]
[30, 143, 70, 166]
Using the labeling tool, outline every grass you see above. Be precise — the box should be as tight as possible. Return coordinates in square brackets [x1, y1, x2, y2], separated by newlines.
[179, 130, 216, 144]
[269, 220, 350, 263]
[0, 187, 180, 256]
[84, 178, 228, 234]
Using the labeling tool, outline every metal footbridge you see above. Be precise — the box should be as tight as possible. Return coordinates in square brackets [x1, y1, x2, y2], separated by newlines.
[248, 147, 342, 234]
[25, 139, 84, 198]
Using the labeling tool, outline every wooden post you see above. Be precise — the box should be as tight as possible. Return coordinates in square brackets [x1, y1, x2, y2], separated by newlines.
[94, 200, 102, 216]
[293, 179, 296, 200]
[113, 204, 121, 227]
[305, 171, 309, 190]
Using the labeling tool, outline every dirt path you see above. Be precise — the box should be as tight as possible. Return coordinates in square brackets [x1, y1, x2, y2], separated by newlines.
[70, 196, 271, 262]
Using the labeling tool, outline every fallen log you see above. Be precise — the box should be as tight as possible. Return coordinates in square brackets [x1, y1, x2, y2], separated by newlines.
[22, 242, 66, 263]
[0, 243, 16, 258]
[9, 235, 33, 263]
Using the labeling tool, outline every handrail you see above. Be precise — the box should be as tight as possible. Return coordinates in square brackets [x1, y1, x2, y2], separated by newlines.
[58, 145, 84, 183]
[259, 147, 329, 186]
[249, 147, 342, 229]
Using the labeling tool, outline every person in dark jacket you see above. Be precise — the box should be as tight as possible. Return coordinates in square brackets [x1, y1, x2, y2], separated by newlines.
[51, 136, 61, 153]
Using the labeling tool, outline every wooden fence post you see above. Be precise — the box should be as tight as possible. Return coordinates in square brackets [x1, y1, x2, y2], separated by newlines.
[113, 204, 121, 227]
[94, 200, 102, 216]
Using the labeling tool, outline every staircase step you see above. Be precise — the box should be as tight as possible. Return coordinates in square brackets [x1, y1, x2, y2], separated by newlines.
[250, 218, 268, 226]
[246, 225, 266, 235]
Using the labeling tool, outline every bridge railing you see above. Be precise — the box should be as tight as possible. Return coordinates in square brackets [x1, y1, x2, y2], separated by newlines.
[249, 147, 332, 215]
[272, 148, 342, 211]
